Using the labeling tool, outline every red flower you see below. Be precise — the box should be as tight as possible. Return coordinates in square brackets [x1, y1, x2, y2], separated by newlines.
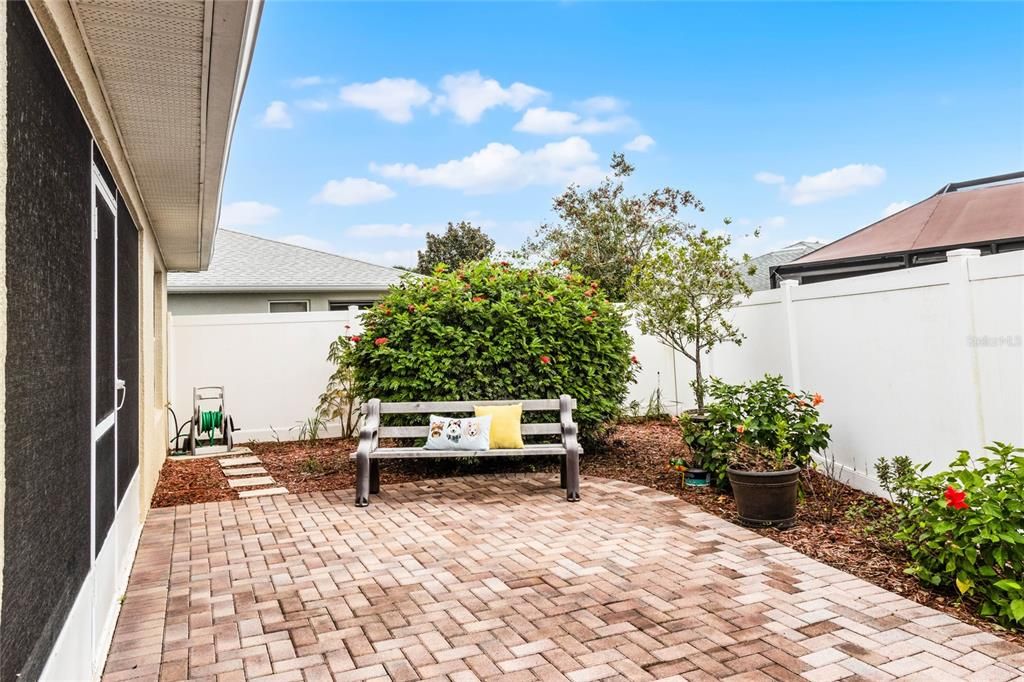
[583, 315, 594, 323]
[812, 393, 824, 407]
[631, 355, 639, 364]
[736, 425, 746, 434]
[349, 336, 361, 343]
[583, 289, 595, 297]
[430, 286, 439, 292]
[499, 260, 510, 267]
[944, 486, 969, 510]
[540, 355, 551, 364]
[545, 294, 555, 302]
[472, 296, 485, 303]
[565, 274, 574, 281]
[374, 337, 389, 346]
[407, 304, 416, 312]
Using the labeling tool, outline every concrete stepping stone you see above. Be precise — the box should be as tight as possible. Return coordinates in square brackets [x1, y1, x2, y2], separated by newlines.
[219, 455, 260, 467]
[223, 466, 267, 477]
[238, 487, 289, 498]
[227, 476, 275, 488]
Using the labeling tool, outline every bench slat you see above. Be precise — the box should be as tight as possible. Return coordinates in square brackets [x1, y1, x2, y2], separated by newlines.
[350, 443, 573, 460]
[368, 398, 574, 415]
[379, 422, 563, 438]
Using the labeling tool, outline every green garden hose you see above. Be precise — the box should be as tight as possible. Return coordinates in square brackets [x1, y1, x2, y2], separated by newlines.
[199, 409, 222, 446]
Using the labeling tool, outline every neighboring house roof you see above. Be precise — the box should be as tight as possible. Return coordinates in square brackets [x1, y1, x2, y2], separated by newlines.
[790, 172, 1024, 266]
[168, 230, 406, 293]
[743, 241, 823, 290]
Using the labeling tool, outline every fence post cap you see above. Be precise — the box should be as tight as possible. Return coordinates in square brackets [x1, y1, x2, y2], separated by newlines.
[946, 248, 982, 259]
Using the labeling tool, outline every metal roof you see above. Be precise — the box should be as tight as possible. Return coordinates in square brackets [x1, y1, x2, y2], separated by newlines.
[792, 173, 1024, 266]
[742, 241, 823, 290]
[168, 230, 407, 293]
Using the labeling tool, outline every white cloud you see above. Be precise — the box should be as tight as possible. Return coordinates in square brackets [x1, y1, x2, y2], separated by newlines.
[219, 201, 280, 227]
[296, 99, 331, 111]
[260, 101, 293, 129]
[313, 178, 396, 206]
[289, 75, 327, 88]
[278, 234, 335, 253]
[624, 134, 655, 152]
[763, 215, 786, 228]
[754, 171, 786, 185]
[339, 78, 432, 123]
[345, 249, 419, 268]
[346, 223, 429, 238]
[371, 136, 603, 194]
[576, 96, 625, 114]
[883, 200, 912, 217]
[433, 71, 545, 124]
[513, 107, 632, 135]
[789, 164, 886, 205]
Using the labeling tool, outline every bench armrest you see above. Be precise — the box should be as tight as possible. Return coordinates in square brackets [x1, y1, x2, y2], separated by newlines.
[558, 394, 581, 455]
[356, 399, 381, 456]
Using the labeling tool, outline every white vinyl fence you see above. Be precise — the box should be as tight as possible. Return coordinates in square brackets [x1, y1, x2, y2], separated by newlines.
[626, 248, 1024, 493]
[168, 308, 362, 443]
[168, 249, 1023, 493]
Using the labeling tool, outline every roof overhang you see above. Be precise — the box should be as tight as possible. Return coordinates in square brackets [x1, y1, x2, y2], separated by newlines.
[27, 0, 262, 271]
[167, 285, 395, 294]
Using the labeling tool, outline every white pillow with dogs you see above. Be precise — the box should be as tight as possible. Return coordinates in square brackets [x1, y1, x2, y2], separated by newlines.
[424, 415, 491, 451]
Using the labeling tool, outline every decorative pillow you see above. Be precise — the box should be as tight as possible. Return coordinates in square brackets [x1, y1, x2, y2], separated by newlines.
[474, 404, 524, 449]
[424, 415, 492, 451]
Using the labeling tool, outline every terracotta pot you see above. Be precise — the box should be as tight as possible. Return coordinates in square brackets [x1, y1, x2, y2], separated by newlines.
[726, 465, 800, 529]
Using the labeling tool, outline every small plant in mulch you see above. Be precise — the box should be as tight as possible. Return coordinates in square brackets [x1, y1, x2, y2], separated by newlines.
[876, 443, 1024, 631]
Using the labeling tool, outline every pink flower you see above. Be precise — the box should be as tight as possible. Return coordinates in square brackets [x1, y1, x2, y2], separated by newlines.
[350, 336, 361, 343]
[374, 337, 389, 346]
[630, 355, 639, 365]
[540, 355, 551, 365]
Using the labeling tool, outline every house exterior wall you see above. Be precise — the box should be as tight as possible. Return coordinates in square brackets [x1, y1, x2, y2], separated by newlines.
[168, 289, 386, 315]
[1, 4, 169, 678]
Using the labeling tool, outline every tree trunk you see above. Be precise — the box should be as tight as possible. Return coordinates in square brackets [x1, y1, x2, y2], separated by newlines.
[694, 341, 704, 412]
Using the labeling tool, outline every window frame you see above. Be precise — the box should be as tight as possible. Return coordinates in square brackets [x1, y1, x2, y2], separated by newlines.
[268, 299, 310, 314]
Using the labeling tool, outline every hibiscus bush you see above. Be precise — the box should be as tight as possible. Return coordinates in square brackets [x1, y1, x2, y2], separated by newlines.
[340, 260, 637, 436]
[682, 375, 831, 485]
[887, 443, 1024, 630]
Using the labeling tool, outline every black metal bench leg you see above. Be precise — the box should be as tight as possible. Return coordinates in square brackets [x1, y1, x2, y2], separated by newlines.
[355, 453, 370, 507]
[369, 460, 380, 494]
[566, 449, 580, 502]
[560, 455, 567, 489]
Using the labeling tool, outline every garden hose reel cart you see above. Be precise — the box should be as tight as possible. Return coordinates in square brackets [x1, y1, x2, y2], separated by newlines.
[188, 386, 238, 456]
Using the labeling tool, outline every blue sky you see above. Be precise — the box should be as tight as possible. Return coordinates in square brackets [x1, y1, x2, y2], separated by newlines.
[220, 1, 1024, 267]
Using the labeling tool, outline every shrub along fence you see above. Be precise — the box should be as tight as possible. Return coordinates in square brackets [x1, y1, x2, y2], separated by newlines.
[169, 249, 1022, 495]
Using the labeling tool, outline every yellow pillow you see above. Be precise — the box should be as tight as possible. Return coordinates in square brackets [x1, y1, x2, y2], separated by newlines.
[474, 404, 524, 449]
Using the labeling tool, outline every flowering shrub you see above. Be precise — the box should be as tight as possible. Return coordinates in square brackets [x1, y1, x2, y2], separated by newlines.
[340, 260, 637, 435]
[889, 443, 1024, 629]
[682, 375, 831, 485]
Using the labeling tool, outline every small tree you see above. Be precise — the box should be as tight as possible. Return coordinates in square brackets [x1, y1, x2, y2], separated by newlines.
[416, 221, 495, 275]
[629, 226, 753, 411]
[519, 153, 703, 301]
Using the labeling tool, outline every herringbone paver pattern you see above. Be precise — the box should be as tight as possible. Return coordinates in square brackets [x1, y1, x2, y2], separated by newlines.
[103, 474, 1024, 681]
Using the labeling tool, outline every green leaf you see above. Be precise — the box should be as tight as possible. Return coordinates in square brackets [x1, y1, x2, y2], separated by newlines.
[994, 579, 1022, 592]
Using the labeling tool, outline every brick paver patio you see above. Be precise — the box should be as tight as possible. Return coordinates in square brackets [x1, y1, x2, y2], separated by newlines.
[103, 474, 1024, 681]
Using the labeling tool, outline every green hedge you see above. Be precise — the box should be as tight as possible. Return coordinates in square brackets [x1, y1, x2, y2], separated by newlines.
[343, 260, 637, 435]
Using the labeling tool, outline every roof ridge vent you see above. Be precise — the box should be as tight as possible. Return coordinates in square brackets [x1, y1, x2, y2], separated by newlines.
[935, 170, 1024, 195]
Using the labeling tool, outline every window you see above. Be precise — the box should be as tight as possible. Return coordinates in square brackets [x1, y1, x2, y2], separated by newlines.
[269, 300, 309, 313]
[328, 301, 374, 311]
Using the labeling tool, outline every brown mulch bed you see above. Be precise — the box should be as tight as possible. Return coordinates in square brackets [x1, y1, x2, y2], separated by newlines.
[152, 419, 1023, 644]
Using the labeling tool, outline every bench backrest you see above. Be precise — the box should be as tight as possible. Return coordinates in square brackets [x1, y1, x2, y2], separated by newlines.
[362, 398, 576, 439]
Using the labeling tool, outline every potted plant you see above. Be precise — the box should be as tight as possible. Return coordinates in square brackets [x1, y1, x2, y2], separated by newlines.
[727, 443, 802, 528]
[683, 375, 831, 527]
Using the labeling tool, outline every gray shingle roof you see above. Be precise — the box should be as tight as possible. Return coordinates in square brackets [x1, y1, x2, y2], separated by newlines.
[167, 230, 407, 292]
[742, 241, 824, 291]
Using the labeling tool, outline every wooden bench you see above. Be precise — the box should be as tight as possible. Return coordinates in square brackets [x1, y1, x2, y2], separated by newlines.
[350, 396, 582, 506]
